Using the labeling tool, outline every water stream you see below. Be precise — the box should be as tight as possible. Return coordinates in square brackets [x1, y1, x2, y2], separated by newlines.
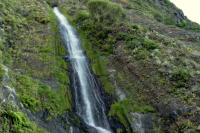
[53, 7, 111, 133]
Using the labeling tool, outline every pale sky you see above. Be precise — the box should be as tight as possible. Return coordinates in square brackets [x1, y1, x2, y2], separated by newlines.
[170, 0, 200, 24]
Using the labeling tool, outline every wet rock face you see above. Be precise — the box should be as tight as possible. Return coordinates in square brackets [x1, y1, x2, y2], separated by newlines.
[46, 0, 58, 7]
[0, 86, 19, 107]
[32, 110, 91, 133]
[108, 68, 126, 101]
[129, 113, 155, 133]
[108, 116, 127, 133]
[173, 10, 186, 24]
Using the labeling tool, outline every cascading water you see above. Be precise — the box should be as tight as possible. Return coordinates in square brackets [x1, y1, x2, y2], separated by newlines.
[53, 7, 112, 133]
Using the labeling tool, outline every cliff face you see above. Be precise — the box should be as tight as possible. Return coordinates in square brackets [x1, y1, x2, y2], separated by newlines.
[0, 0, 200, 133]
[0, 0, 72, 132]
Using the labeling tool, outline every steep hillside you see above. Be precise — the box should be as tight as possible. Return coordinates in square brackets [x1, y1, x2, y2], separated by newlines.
[0, 0, 200, 133]
[54, 0, 200, 132]
[117, 0, 200, 31]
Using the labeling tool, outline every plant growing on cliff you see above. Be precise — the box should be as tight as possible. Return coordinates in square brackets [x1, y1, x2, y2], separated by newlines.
[76, 10, 90, 23]
[0, 104, 47, 133]
[143, 38, 159, 50]
[109, 98, 155, 132]
[171, 68, 191, 88]
[88, 0, 124, 24]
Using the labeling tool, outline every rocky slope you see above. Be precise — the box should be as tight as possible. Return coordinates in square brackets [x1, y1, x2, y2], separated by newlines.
[0, 0, 200, 133]
[0, 0, 73, 132]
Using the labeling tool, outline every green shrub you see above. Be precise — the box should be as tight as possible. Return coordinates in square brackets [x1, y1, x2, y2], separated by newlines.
[177, 20, 188, 28]
[20, 95, 39, 111]
[154, 13, 164, 22]
[143, 39, 159, 50]
[171, 68, 191, 88]
[76, 10, 90, 22]
[88, 0, 124, 24]
[126, 39, 142, 49]
[190, 22, 200, 32]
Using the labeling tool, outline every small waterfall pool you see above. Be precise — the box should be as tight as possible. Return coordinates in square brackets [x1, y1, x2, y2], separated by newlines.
[53, 7, 112, 133]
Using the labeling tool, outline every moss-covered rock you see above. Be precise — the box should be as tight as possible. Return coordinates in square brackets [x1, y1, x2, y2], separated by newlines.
[0, 104, 48, 133]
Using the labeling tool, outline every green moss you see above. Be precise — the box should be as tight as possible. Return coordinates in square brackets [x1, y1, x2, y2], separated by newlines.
[0, 104, 47, 133]
[109, 98, 155, 132]
[14, 74, 71, 118]
[20, 95, 39, 111]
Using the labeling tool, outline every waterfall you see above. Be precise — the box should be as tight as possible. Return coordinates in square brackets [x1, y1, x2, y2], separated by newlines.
[53, 7, 111, 133]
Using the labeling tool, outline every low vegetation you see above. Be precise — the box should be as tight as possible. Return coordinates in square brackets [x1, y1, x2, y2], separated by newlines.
[171, 68, 191, 88]
[88, 0, 124, 24]
[0, 104, 47, 133]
